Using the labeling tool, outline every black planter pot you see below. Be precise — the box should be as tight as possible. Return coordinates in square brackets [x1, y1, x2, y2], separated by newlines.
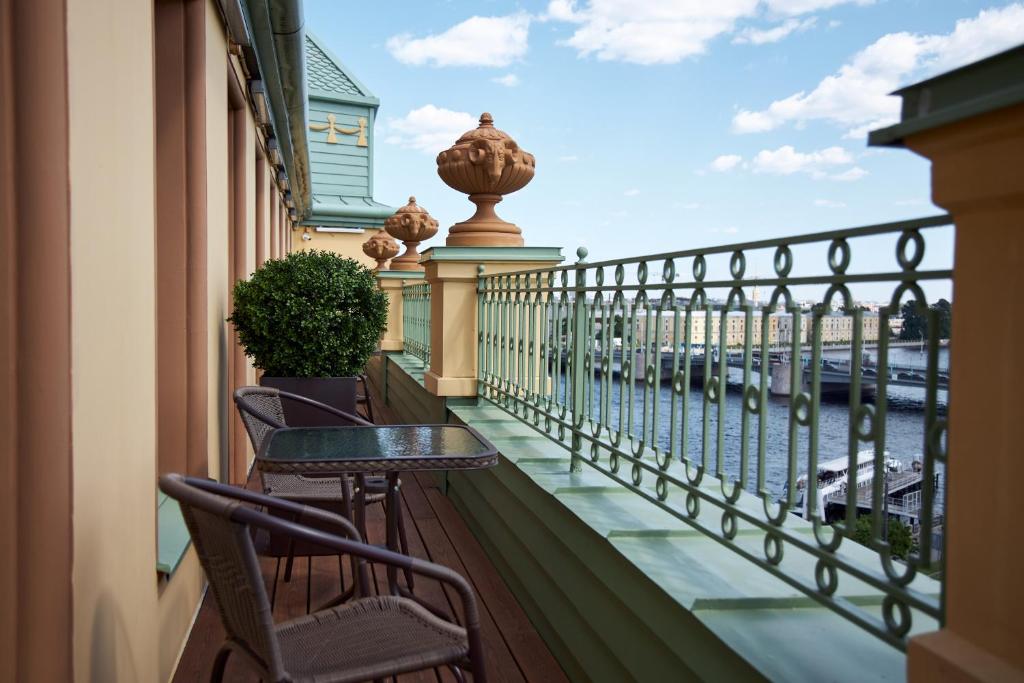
[260, 376, 358, 426]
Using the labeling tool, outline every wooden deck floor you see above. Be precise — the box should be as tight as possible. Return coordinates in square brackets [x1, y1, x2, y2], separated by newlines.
[172, 400, 567, 682]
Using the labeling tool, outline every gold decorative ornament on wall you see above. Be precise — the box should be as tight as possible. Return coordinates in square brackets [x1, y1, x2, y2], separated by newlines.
[309, 113, 367, 146]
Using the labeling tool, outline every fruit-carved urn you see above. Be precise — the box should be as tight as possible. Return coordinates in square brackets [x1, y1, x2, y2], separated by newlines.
[436, 112, 535, 247]
[361, 229, 400, 270]
[383, 196, 439, 271]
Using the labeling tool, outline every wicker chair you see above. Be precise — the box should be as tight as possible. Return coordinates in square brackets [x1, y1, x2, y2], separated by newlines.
[233, 386, 413, 602]
[159, 474, 485, 683]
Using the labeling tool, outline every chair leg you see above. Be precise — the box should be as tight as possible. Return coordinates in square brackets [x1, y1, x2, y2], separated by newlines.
[306, 556, 312, 614]
[270, 558, 281, 610]
[283, 547, 295, 582]
[210, 644, 231, 683]
[394, 499, 415, 589]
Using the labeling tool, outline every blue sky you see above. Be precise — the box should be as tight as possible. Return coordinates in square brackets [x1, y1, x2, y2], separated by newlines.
[304, 1, 1023, 302]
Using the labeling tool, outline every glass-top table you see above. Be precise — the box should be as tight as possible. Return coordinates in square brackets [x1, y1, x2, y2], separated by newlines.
[255, 424, 498, 600]
[256, 424, 498, 473]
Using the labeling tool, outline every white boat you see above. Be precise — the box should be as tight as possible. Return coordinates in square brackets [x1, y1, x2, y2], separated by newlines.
[787, 450, 902, 520]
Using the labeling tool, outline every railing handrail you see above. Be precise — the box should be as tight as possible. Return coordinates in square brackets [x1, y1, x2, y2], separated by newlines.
[478, 214, 952, 279]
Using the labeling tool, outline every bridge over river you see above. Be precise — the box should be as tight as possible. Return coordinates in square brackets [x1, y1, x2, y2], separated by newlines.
[562, 348, 948, 397]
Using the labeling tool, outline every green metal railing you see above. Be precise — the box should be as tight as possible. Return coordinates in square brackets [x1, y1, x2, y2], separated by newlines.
[476, 216, 953, 649]
[402, 281, 431, 366]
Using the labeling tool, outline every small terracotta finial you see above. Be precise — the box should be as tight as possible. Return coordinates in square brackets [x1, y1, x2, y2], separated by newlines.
[479, 112, 494, 127]
[384, 197, 439, 271]
[362, 229, 400, 270]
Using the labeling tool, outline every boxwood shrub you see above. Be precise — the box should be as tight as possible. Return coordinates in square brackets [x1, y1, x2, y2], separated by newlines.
[228, 250, 388, 377]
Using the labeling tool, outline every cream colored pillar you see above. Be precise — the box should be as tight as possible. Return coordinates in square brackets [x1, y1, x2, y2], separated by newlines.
[377, 271, 418, 352]
[868, 48, 1024, 681]
[421, 247, 563, 397]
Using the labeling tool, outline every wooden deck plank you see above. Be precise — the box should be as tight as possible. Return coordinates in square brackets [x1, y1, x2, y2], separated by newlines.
[419, 483, 570, 683]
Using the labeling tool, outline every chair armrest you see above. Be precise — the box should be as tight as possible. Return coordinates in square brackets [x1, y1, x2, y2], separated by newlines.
[226, 492, 482, 640]
[184, 477, 363, 543]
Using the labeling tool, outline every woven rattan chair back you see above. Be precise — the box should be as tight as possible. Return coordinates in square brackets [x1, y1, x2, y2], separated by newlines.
[161, 474, 286, 680]
[234, 387, 286, 453]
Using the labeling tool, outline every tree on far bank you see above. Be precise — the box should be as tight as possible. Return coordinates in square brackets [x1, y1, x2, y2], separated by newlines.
[851, 515, 915, 559]
[898, 298, 952, 341]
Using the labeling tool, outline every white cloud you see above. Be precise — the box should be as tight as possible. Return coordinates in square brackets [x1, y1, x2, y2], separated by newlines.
[814, 198, 847, 208]
[752, 145, 852, 176]
[558, 154, 579, 162]
[710, 154, 743, 172]
[544, 0, 761, 64]
[542, 0, 579, 22]
[764, 0, 873, 15]
[707, 146, 865, 179]
[733, 17, 816, 45]
[492, 73, 521, 87]
[387, 14, 530, 67]
[624, 188, 641, 196]
[732, 4, 1024, 137]
[383, 105, 477, 154]
[829, 166, 868, 181]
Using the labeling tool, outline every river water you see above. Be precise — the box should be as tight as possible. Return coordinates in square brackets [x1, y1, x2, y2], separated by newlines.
[565, 345, 948, 497]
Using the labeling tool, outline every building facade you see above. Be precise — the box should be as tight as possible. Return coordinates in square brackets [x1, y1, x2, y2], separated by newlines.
[632, 309, 878, 349]
[1, 1, 304, 679]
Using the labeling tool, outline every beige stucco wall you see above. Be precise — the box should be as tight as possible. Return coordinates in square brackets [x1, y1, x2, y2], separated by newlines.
[65, 2, 267, 680]
[293, 227, 378, 269]
[207, 10, 230, 484]
[67, 0, 160, 680]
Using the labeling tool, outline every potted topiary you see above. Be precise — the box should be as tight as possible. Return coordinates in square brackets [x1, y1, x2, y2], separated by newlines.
[228, 250, 388, 424]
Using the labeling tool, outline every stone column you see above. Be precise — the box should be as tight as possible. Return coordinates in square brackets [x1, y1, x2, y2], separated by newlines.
[868, 48, 1024, 681]
[422, 247, 564, 397]
[376, 271, 421, 352]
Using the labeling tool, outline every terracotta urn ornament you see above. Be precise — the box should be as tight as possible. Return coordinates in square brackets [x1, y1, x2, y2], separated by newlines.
[361, 229, 400, 270]
[436, 112, 535, 247]
[384, 196, 439, 271]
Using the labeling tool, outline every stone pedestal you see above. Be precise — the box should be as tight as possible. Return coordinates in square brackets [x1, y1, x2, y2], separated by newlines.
[868, 52, 1024, 680]
[903, 104, 1024, 682]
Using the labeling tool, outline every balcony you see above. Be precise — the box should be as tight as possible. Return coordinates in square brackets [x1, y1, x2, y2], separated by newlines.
[360, 216, 951, 681]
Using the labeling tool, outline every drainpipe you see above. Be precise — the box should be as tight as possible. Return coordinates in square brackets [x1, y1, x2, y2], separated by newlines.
[244, 0, 311, 218]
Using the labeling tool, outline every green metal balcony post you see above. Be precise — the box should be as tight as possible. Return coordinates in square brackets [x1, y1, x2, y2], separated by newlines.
[477, 265, 486, 397]
[570, 247, 588, 473]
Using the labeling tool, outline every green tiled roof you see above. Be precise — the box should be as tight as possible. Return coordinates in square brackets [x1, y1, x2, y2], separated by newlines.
[305, 33, 374, 101]
[303, 32, 391, 227]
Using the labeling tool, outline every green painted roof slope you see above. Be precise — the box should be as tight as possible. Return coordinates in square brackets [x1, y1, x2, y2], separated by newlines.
[303, 32, 392, 228]
[305, 33, 377, 104]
